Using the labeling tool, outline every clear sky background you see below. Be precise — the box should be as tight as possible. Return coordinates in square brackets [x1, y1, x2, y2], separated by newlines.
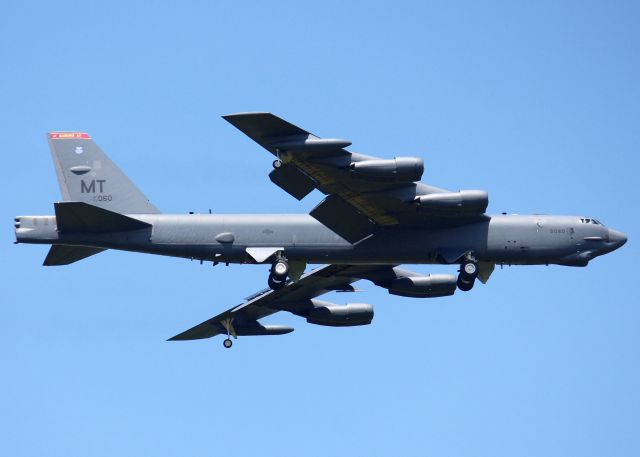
[1, 1, 638, 456]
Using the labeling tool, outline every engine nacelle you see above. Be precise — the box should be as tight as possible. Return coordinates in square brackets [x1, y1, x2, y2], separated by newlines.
[388, 274, 457, 298]
[306, 302, 374, 327]
[350, 157, 424, 182]
[416, 190, 488, 214]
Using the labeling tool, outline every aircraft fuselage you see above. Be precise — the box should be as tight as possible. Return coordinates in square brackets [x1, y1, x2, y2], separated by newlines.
[15, 213, 625, 267]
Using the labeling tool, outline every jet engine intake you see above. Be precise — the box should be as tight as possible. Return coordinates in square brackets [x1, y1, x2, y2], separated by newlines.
[416, 190, 488, 214]
[306, 302, 374, 327]
[388, 274, 457, 298]
[350, 157, 424, 182]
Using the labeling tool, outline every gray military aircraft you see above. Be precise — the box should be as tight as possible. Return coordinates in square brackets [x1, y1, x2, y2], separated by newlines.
[15, 113, 627, 348]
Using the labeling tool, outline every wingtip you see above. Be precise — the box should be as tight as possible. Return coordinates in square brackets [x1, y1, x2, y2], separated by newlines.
[222, 111, 271, 120]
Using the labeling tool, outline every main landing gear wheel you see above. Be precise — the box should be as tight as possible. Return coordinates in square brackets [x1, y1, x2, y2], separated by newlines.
[223, 338, 233, 349]
[462, 261, 477, 277]
[457, 258, 478, 292]
[268, 257, 289, 290]
[457, 275, 475, 292]
[272, 258, 289, 278]
[268, 275, 286, 290]
[273, 159, 283, 169]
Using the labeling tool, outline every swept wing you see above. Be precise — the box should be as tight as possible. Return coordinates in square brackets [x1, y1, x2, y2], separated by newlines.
[169, 264, 456, 341]
[223, 112, 489, 243]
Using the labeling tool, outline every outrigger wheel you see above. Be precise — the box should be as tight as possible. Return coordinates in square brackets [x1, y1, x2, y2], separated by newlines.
[221, 317, 235, 348]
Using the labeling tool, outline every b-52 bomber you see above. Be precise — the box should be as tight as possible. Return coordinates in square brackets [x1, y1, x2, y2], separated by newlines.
[15, 113, 627, 348]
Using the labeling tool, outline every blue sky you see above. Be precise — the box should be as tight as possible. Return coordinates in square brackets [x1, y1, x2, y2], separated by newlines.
[1, 1, 638, 456]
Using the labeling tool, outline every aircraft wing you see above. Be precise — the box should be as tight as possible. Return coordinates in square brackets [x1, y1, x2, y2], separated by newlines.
[168, 264, 418, 341]
[223, 112, 489, 243]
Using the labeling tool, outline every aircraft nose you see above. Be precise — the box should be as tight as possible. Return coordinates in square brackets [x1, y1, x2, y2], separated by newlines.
[607, 228, 627, 249]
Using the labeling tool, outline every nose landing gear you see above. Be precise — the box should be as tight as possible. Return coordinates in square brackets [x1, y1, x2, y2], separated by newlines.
[457, 256, 478, 292]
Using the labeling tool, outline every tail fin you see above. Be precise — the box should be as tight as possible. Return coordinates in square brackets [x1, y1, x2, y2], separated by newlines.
[47, 132, 160, 214]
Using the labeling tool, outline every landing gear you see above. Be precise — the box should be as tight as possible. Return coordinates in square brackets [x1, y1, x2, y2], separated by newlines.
[457, 256, 478, 292]
[461, 261, 477, 277]
[273, 159, 283, 169]
[272, 258, 289, 278]
[457, 275, 475, 292]
[268, 256, 289, 290]
[268, 275, 286, 290]
[221, 317, 236, 349]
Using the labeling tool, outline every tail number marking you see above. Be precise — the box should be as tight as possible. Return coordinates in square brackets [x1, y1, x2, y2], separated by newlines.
[81, 179, 106, 193]
[80, 179, 112, 201]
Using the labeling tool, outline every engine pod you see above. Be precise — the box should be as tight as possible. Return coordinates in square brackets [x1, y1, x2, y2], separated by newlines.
[350, 157, 424, 182]
[416, 190, 488, 214]
[306, 303, 374, 327]
[388, 274, 457, 298]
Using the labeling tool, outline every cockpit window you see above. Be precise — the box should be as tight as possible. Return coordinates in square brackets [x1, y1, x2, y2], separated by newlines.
[580, 217, 602, 225]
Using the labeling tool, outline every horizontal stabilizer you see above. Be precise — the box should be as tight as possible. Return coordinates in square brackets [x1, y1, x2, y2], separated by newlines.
[55, 202, 151, 233]
[44, 245, 106, 266]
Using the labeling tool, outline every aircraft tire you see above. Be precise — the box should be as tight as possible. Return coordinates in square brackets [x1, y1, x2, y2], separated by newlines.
[460, 261, 478, 280]
[223, 338, 233, 348]
[273, 159, 283, 169]
[272, 259, 289, 279]
[268, 275, 286, 290]
[457, 275, 475, 292]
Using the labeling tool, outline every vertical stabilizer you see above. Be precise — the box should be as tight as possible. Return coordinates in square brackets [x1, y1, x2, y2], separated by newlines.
[47, 132, 160, 214]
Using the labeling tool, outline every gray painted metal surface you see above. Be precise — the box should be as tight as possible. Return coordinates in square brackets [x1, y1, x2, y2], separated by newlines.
[14, 115, 627, 347]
